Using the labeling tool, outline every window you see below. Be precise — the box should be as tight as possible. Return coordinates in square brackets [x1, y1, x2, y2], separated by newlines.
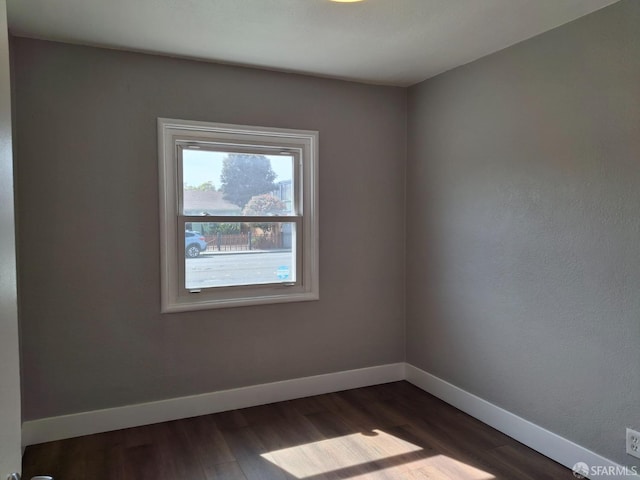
[158, 119, 319, 312]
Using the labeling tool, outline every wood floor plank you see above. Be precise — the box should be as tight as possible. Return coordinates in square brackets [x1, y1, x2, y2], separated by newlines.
[22, 440, 63, 480]
[251, 411, 332, 480]
[253, 413, 325, 450]
[205, 461, 249, 480]
[305, 410, 356, 438]
[286, 395, 331, 416]
[360, 399, 417, 429]
[49, 435, 90, 480]
[383, 422, 509, 479]
[178, 414, 236, 467]
[241, 403, 288, 427]
[83, 442, 124, 480]
[121, 444, 163, 480]
[22, 382, 571, 480]
[481, 443, 571, 480]
[222, 426, 290, 480]
[214, 409, 250, 431]
[160, 420, 210, 479]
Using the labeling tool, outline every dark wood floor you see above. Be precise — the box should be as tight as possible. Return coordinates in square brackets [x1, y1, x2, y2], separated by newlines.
[22, 381, 571, 479]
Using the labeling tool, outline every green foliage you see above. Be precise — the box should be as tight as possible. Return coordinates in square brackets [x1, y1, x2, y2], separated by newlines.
[201, 223, 241, 235]
[220, 154, 277, 208]
[242, 194, 286, 216]
[213, 223, 241, 235]
[184, 181, 216, 192]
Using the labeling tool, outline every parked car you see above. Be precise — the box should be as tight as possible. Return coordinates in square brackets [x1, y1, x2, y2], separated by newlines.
[185, 231, 207, 258]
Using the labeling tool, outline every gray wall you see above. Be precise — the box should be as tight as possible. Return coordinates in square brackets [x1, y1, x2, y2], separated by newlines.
[407, 0, 639, 467]
[13, 38, 406, 420]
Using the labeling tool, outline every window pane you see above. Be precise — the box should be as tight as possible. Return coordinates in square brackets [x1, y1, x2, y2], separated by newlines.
[182, 149, 294, 216]
[185, 222, 296, 289]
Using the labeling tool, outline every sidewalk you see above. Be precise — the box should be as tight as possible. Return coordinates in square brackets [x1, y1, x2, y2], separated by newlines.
[200, 248, 290, 256]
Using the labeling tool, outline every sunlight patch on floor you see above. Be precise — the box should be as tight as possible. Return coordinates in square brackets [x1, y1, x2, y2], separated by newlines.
[261, 429, 496, 479]
[402, 455, 497, 480]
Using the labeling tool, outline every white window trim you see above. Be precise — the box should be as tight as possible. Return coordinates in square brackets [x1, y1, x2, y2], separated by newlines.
[158, 118, 319, 312]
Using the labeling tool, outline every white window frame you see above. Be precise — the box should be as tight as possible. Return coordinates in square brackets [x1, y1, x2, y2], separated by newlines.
[158, 118, 319, 312]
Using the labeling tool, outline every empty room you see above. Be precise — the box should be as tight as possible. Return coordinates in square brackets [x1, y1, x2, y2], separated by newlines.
[0, 0, 639, 479]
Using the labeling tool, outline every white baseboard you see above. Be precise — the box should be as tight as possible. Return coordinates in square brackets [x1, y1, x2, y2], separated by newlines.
[405, 363, 639, 479]
[21, 362, 405, 447]
[21, 361, 637, 479]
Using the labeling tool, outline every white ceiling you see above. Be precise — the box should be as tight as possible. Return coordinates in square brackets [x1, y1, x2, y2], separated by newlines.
[7, 0, 620, 86]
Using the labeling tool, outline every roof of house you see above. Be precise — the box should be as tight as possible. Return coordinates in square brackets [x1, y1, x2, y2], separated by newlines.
[183, 190, 241, 215]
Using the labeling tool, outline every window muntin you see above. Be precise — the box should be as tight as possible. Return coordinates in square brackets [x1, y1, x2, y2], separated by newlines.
[158, 119, 318, 312]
